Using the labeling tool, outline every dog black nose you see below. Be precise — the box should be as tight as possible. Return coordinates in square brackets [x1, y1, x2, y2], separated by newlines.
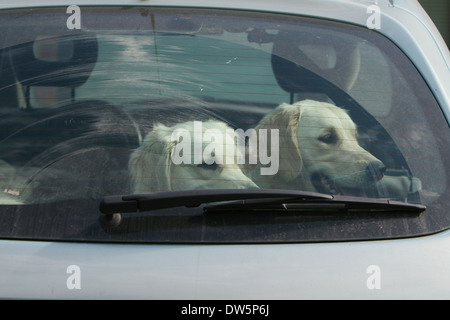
[366, 161, 386, 182]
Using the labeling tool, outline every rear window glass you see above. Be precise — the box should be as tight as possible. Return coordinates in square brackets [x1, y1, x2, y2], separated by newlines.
[1, 7, 449, 243]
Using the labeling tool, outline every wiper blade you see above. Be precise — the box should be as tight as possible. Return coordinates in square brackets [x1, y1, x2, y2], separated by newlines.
[99, 189, 333, 214]
[204, 194, 426, 213]
[99, 189, 425, 215]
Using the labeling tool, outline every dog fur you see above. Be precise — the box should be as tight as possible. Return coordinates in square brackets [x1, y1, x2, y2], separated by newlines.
[245, 99, 385, 193]
[129, 120, 258, 193]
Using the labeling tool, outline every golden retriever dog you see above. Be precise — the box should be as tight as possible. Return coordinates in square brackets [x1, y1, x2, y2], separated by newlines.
[245, 99, 386, 193]
[129, 120, 259, 193]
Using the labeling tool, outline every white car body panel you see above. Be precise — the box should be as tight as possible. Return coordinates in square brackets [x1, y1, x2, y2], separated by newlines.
[0, 0, 449, 300]
[1, 229, 450, 299]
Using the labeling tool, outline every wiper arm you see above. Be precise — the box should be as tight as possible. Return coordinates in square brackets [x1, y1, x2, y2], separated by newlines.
[99, 189, 333, 214]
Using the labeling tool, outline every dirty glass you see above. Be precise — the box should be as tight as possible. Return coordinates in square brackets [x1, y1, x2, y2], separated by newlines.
[0, 7, 449, 242]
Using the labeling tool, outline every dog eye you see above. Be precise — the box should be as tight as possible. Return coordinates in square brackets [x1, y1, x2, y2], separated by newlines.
[319, 132, 337, 144]
[197, 161, 219, 170]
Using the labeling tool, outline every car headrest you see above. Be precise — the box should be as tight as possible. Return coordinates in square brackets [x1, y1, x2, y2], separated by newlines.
[271, 32, 360, 96]
[8, 32, 98, 88]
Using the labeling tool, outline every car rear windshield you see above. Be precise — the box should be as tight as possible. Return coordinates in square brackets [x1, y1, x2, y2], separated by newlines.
[0, 7, 449, 243]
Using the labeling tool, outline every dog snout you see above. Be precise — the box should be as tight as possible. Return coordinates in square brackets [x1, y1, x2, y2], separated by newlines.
[366, 160, 386, 182]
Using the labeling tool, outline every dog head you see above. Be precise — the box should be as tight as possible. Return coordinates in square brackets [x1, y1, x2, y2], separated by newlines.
[248, 99, 385, 193]
[129, 120, 259, 193]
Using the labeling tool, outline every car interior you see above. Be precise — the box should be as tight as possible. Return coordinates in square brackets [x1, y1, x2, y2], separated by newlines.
[0, 8, 448, 243]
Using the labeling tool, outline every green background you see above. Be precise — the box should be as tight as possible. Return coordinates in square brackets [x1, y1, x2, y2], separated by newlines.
[419, 0, 449, 48]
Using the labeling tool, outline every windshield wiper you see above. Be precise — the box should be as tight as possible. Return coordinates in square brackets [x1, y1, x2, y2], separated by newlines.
[99, 189, 425, 215]
[203, 194, 426, 213]
[98, 189, 425, 229]
[99, 189, 333, 214]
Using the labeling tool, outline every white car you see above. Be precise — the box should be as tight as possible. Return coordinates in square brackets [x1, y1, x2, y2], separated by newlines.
[0, 0, 449, 301]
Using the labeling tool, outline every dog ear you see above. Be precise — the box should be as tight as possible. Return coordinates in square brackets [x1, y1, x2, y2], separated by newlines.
[128, 124, 173, 193]
[253, 103, 303, 181]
